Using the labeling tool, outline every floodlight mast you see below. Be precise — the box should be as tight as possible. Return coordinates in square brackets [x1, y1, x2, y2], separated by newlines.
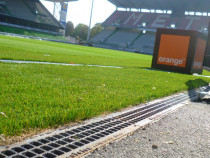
[43, 0, 77, 27]
[87, 0, 94, 41]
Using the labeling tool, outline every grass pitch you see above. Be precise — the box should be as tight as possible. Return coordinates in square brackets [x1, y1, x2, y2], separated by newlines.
[0, 35, 151, 68]
[0, 25, 68, 41]
[0, 35, 210, 136]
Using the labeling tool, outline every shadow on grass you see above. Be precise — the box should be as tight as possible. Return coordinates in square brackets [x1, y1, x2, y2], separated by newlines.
[140, 67, 179, 73]
[135, 67, 172, 72]
[186, 79, 209, 102]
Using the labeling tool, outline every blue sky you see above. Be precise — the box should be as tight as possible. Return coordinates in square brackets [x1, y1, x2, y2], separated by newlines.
[41, 0, 116, 27]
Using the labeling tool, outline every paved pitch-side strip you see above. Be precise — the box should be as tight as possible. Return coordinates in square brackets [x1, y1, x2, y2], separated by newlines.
[0, 87, 208, 158]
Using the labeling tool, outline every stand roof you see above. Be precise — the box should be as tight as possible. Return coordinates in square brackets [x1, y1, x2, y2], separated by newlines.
[108, 0, 210, 12]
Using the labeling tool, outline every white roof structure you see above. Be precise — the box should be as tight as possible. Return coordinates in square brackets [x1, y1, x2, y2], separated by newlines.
[44, 0, 77, 2]
[108, 0, 210, 12]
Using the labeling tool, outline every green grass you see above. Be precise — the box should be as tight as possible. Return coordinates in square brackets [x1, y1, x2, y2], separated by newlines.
[0, 35, 151, 68]
[0, 25, 68, 41]
[0, 35, 210, 136]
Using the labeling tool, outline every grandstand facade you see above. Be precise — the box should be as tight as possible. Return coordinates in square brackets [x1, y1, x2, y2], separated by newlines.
[0, 0, 64, 34]
[90, 0, 210, 55]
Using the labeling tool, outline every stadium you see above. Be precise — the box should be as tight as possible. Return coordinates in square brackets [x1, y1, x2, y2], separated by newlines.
[91, 0, 210, 55]
[0, 0, 210, 158]
[0, 0, 65, 34]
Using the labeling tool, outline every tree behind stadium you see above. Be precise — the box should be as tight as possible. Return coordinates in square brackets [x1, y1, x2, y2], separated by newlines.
[90, 23, 102, 38]
[65, 21, 74, 37]
[73, 24, 88, 41]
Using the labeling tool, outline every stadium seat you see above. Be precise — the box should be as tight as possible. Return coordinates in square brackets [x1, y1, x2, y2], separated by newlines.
[90, 29, 115, 43]
[105, 30, 139, 46]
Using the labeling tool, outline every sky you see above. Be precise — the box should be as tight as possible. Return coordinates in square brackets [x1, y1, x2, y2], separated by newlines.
[41, 0, 116, 28]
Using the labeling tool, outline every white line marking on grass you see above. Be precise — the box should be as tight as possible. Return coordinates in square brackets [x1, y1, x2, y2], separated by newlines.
[0, 60, 123, 69]
[193, 73, 210, 78]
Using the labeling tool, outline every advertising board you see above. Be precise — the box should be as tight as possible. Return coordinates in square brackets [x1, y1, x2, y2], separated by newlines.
[203, 22, 210, 69]
[152, 28, 207, 74]
[157, 34, 190, 68]
[60, 3, 68, 27]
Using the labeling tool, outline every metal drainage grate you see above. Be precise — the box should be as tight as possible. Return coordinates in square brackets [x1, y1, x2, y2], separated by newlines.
[0, 90, 200, 158]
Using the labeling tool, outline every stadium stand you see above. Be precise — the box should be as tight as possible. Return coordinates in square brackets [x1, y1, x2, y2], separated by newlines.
[105, 29, 138, 46]
[103, 11, 210, 31]
[90, 29, 115, 43]
[0, 0, 63, 34]
[130, 32, 156, 53]
[91, 0, 210, 55]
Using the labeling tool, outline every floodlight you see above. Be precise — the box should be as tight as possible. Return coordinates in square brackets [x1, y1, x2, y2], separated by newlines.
[170, 24, 176, 28]
[142, 22, 146, 27]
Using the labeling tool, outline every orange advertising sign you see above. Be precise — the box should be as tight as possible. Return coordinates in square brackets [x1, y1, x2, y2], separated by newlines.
[192, 38, 206, 69]
[157, 34, 190, 68]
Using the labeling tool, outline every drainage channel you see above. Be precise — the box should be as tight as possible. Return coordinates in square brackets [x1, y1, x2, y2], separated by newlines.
[0, 89, 202, 158]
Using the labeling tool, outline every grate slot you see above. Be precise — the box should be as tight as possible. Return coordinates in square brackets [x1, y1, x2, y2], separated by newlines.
[60, 133, 69, 137]
[85, 137, 95, 142]
[101, 132, 109, 135]
[51, 150, 64, 156]
[79, 140, 90, 144]
[0, 154, 5, 158]
[73, 142, 84, 147]
[101, 125, 111, 128]
[74, 134, 85, 139]
[95, 133, 105, 138]
[11, 147, 25, 153]
[22, 151, 36, 157]
[2, 150, 16, 156]
[30, 141, 42, 147]
[12, 155, 26, 158]
[63, 138, 73, 143]
[59, 147, 71, 152]
[56, 140, 68, 145]
[45, 137, 57, 142]
[38, 139, 50, 144]
[66, 144, 78, 149]
[91, 129, 100, 132]
[21, 144, 34, 149]
[77, 127, 86, 131]
[105, 130, 115, 134]
[85, 130, 96, 134]
[109, 128, 119, 132]
[72, 129, 80, 133]
[91, 123, 100, 126]
[41, 146, 53, 151]
[48, 143, 60, 148]
[66, 131, 75, 135]
[80, 132, 91, 136]
[90, 135, 100, 140]
[108, 122, 118, 126]
[95, 127, 105, 130]
[32, 149, 45, 154]
[43, 153, 56, 158]
[53, 135, 63, 139]
[82, 125, 91, 129]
